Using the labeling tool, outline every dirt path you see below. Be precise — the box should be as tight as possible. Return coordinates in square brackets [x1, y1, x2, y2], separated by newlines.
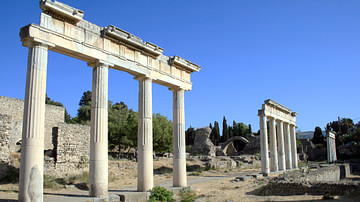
[1, 158, 359, 201]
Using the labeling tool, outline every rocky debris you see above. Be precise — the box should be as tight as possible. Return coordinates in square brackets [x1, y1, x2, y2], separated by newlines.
[240, 134, 260, 155]
[257, 164, 360, 196]
[190, 127, 217, 157]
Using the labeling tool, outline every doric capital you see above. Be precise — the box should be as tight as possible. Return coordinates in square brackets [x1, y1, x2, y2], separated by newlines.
[134, 75, 154, 82]
[87, 60, 114, 68]
[169, 86, 186, 92]
[21, 37, 55, 49]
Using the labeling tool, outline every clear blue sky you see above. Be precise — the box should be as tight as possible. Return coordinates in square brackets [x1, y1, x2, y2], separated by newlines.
[1, 0, 360, 133]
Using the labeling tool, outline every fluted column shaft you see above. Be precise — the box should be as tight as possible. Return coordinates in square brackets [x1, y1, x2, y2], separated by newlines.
[260, 115, 269, 174]
[89, 62, 109, 198]
[19, 43, 48, 202]
[276, 120, 286, 171]
[269, 117, 278, 172]
[290, 124, 298, 169]
[172, 88, 187, 187]
[137, 77, 153, 191]
[284, 123, 293, 170]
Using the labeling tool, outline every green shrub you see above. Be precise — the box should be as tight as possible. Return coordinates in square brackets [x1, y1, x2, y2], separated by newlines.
[0, 167, 19, 184]
[180, 187, 199, 202]
[43, 175, 59, 189]
[322, 192, 334, 200]
[149, 186, 175, 202]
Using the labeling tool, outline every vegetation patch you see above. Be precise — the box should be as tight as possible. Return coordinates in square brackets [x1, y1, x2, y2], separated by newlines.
[149, 186, 175, 202]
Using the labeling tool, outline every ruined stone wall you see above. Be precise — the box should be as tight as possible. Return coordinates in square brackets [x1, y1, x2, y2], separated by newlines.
[45, 123, 91, 177]
[0, 114, 12, 177]
[0, 96, 65, 150]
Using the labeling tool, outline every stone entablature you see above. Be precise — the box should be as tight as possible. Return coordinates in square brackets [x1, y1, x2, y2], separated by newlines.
[258, 99, 298, 175]
[259, 99, 297, 125]
[20, 0, 200, 91]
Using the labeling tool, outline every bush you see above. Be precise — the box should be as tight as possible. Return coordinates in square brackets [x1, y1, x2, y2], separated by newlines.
[149, 186, 175, 202]
[43, 175, 60, 189]
[0, 167, 19, 184]
[180, 187, 199, 202]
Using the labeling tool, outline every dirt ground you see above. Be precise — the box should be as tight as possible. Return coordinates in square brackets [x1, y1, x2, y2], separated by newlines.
[0, 158, 359, 201]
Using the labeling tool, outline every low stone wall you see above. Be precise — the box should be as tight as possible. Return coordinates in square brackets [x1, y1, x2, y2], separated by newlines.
[0, 114, 12, 179]
[260, 164, 359, 196]
[45, 123, 91, 177]
[0, 96, 65, 150]
[262, 181, 360, 196]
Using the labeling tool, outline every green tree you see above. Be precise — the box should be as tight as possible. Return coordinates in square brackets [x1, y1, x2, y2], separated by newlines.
[153, 113, 173, 153]
[79, 91, 92, 106]
[210, 121, 220, 145]
[186, 126, 196, 146]
[312, 126, 324, 144]
[222, 116, 229, 142]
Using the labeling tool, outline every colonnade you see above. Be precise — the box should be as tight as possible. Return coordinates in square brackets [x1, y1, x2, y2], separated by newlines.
[19, 1, 200, 200]
[258, 100, 298, 175]
[19, 41, 189, 202]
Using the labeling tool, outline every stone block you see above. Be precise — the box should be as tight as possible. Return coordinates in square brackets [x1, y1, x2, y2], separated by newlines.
[236, 176, 252, 182]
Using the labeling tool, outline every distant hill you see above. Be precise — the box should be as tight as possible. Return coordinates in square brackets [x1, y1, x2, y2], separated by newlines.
[297, 130, 326, 139]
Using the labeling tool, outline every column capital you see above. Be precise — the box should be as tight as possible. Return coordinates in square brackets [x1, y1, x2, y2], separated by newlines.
[87, 60, 113, 68]
[258, 109, 265, 117]
[169, 86, 185, 92]
[134, 75, 154, 82]
[22, 37, 55, 49]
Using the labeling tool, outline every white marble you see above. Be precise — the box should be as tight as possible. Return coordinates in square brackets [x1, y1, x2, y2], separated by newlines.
[290, 124, 298, 168]
[276, 120, 286, 171]
[19, 43, 48, 202]
[284, 123, 293, 170]
[259, 114, 269, 174]
[89, 61, 109, 198]
[137, 77, 154, 191]
[269, 117, 278, 172]
[172, 88, 187, 187]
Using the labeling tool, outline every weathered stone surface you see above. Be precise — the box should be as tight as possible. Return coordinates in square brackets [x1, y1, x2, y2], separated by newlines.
[0, 96, 64, 150]
[190, 127, 216, 157]
[236, 176, 252, 181]
[241, 134, 260, 155]
[260, 165, 360, 196]
[28, 165, 42, 202]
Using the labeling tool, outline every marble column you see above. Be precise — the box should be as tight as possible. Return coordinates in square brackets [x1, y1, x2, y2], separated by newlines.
[259, 114, 269, 175]
[89, 61, 109, 198]
[290, 124, 298, 169]
[276, 120, 286, 171]
[269, 117, 278, 172]
[19, 42, 48, 202]
[284, 122, 293, 170]
[137, 76, 153, 191]
[172, 88, 187, 187]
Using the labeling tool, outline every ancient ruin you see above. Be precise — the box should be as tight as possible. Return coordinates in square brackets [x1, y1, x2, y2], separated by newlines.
[258, 99, 298, 175]
[327, 131, 337, 163]
[18, 0, 201, 200]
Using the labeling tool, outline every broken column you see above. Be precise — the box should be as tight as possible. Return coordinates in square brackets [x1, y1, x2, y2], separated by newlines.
[327, 131, 337, 163]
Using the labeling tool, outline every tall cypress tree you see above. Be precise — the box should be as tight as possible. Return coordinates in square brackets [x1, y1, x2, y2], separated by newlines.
[214, 121, 220, 145]
[222, 116, 229, 142]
